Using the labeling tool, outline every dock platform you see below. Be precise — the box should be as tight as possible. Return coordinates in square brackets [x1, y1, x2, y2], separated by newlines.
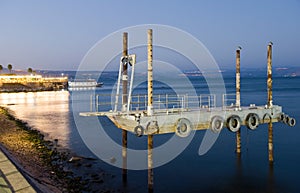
[79, 29, 296, 193]
[80, 96, 288, 137]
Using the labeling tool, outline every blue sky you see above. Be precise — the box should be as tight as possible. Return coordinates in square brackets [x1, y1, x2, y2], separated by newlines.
[0, 0, 299, 70]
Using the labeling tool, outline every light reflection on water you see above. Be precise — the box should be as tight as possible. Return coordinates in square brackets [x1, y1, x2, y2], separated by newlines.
[0, 91, 71, 148]
[0, 75, 299, 192]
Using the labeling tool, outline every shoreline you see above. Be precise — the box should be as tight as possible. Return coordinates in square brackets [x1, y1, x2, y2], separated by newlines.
[0, 87, 66, 93]
[0, 106, 118, 193]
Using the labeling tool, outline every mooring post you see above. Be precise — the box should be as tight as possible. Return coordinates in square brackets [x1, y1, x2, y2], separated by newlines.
[122, 32, 128, 183]
[236, 47, 241, 154]
[147, 29, 153, 116]
[267, 42, 273, 108]
[147, 29, 154, 193]
[267, 42, 273, 163]
[122, 32, 128, 111]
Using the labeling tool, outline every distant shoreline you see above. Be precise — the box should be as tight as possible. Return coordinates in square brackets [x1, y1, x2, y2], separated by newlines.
[0, 74, 68, 92]
[0, 86, 65, 93]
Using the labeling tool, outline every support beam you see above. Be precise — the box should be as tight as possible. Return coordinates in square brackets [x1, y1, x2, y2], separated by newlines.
[267, 42, 273, 163]
[122, 32, 128, 183]
[148, 135, 154, 193]
[236, 48, 241, 154]
[147, 29, 153, 116]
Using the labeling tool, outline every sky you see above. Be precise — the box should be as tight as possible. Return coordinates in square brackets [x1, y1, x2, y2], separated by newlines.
[0, 0, 300, 71]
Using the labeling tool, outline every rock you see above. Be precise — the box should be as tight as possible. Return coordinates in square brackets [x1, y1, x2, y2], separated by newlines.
[84, 163, 92, 167]
[110, 157, 116, 164]
[68, 156, 82, 163]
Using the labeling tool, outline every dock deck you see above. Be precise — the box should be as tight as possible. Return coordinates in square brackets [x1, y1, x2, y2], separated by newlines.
[80, 94, 287, 137]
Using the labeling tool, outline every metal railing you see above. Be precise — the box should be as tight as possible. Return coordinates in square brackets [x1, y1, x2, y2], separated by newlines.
[222, 93, 237, 109]
[90, 93, 220, 113]
[199, 94, 216, 110]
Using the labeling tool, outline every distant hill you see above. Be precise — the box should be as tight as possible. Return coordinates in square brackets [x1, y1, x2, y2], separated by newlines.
[220, 66, 300, 78]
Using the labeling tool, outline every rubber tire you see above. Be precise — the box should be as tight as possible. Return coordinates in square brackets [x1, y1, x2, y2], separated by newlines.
[263, 113, 272, 123]
[246, 113, 260, 130]
[283, 115, 289, 124]
[287, 117, 296, 127]
[227, 115, 241, 133]
[279, 113, 285, 122]
[175, 118, 192, 138]
[134, 125, 144, 137]
[210, 116, 224, 133]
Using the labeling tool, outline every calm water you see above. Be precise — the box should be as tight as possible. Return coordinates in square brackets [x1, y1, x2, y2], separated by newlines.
[0, 74, 299, 193]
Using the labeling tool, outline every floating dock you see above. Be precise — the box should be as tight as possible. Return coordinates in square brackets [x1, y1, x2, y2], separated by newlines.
[80, 29, 296, 192]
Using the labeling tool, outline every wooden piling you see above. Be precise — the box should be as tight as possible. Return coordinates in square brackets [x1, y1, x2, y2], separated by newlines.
[236, 48, 241, 108]
[267, 42, 273, 163]
[123, 32, 128, 111]
[236, 48, 241, 154]
[147, 29, 154, 193]
[122, 32, 128, 183]
[267, 42, 273, 108]
[147, 29, 153, 116]
[148, 135, 154, 193]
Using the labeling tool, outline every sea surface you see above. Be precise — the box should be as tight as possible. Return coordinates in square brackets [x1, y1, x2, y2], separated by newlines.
[0, 71, 299, 193]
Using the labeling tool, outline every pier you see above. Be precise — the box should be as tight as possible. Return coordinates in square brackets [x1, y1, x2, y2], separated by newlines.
[0, 75, 68, 92]
[80, 29, 296, 192]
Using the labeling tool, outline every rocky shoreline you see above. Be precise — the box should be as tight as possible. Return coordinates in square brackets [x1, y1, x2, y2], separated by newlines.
[0, 107, 120, 193]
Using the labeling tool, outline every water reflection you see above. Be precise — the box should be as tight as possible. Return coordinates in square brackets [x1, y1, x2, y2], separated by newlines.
[268, 163, 275, 193]
[0, 91, 71, 148]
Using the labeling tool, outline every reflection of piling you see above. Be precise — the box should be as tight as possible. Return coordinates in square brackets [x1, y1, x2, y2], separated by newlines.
[268, 121, 273, 163]
[235, 152, 242, 181]
[267, 42, 273, 163]
[236, 48, 241, 154]
[122, 130, 127, 183]
[268, 161, 275, 192]
[147, 29, 153, 116]
[236, 130, 241, 154]
[148, 135, 154, 193]
[122, 32, 128, 183]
